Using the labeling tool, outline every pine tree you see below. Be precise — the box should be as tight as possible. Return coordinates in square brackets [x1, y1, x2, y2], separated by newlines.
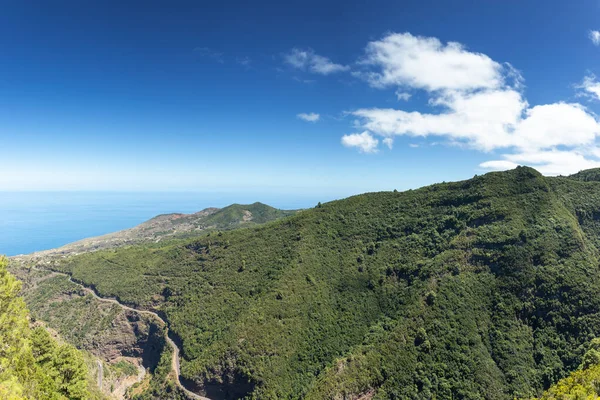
[0, 257, 94, 399]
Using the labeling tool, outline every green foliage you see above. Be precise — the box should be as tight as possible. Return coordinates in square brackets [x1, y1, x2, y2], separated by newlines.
[566, 168, 600, 182]
[30, 327, 90, 399]
[161, 202, 297, 241]
[203, 202, 296, 226]
[582, 340, 600, 370]
[131, 345, 187, 400]
[0, 257, 99, 399]
[38, 167, 600, 398]
[112, 360, 138, 377]
[0, 256, 36, 399]
[535, 339, 600, 399]
[534, 364, 600, 399]
[17, 271, 122, 349]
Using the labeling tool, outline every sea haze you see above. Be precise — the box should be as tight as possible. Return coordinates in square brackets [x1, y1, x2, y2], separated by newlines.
[0, 191, 321, 257]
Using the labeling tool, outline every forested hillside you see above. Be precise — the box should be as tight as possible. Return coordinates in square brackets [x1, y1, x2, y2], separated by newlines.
[24, 167, 600, 399]
[0, 257, 102, 399]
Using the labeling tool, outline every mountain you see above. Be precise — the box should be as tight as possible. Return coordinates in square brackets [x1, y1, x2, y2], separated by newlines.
[13, 167, 600, 399]
[23, 202, 296, 258]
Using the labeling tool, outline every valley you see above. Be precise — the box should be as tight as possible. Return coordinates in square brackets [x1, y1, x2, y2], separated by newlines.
[29, 266, 208, 399]
[8, 202, 296, 399]
[10, 167, 600, 398]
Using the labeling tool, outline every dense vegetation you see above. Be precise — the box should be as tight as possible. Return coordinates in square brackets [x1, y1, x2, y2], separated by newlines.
[198, 202, 297, 227]
[8, 263, 191, 399]
[31, 167, 600, 399]
[15, 269, 122, 349]
[130, 345, 187, 400]
[566, 168, 600, 183]
[534, 338, 600, 399]
[0, 257, 102, 399]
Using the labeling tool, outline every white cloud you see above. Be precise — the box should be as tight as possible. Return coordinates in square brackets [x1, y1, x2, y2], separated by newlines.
[342, 32, 600, 175]
[479, 160, 519, 171]
[481, 149, 600, 176]
[383, 138, 394, 149]
[353, 89, 527, 151]
[284, 48, 349, 75]
[341, 131, 379, 153]
[359, 33, 503, 91]
[578, 74, 600, 100]
[590, 30, 600, 45]
[512, 103, 599, 150]
[297, 112, 320, 122]
[395, 90, 412, 101]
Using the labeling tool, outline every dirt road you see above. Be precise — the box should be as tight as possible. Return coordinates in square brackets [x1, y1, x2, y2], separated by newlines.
[33, 267, 210, 400]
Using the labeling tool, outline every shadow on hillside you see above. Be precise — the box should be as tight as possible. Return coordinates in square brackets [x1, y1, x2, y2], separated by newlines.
[140, 322, 164, 372]
[180, 373, 255, 400]
[169, 327, 254, 399]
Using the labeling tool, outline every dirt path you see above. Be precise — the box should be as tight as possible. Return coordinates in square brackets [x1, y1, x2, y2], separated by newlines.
[33, 267, 210, 400]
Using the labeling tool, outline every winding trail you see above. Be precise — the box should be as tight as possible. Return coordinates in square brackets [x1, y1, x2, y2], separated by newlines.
[33, 267, 210, 400]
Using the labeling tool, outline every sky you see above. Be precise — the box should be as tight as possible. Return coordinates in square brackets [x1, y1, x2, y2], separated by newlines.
[4, 0, 600, 197]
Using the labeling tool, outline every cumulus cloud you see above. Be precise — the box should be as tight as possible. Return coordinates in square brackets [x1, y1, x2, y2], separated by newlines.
[341, 131, 379, 153]
[353, 89, 527, 151]
[359, 33, 503, 91]
[297, 112, 320, 122]
[590, 30, 600, 45]
[383, 137, 394, 149]
[344, 32, 600, 175]
[285, 48, 349, 75]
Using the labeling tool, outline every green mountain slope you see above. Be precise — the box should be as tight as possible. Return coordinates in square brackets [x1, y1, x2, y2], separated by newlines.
[26, 167, 600, 399]
[0, 257, 103, 399]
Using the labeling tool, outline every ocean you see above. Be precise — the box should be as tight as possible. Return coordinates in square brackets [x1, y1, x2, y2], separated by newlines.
[0, 191, 320, 256]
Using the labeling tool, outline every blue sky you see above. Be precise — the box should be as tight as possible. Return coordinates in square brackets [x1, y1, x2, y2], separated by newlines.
[4, 0, 600, 197]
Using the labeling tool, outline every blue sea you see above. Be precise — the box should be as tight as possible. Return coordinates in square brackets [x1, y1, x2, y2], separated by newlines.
[0, 192, 322, 256]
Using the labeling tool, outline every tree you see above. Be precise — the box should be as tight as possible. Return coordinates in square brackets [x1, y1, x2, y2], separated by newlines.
[0, 257, 93, 399]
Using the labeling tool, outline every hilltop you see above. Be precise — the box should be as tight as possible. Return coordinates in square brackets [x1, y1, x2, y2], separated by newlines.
[566, 167, 600, 182]
[21, 202, 296, 258]
[14, 166, 600, 399]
